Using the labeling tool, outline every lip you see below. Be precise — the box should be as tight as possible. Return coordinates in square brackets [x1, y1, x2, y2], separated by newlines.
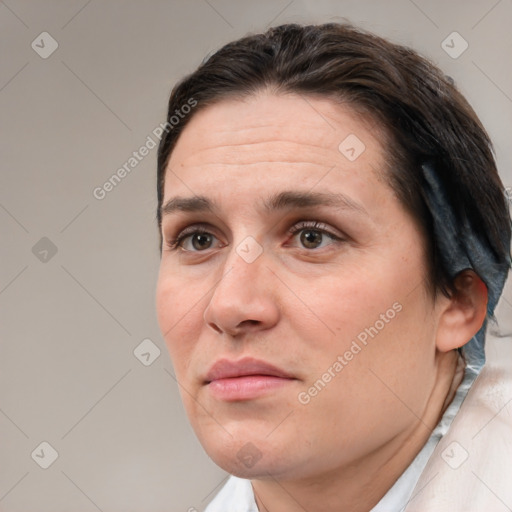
[204, 357, 297, 401]
[205, 357, 295, 382]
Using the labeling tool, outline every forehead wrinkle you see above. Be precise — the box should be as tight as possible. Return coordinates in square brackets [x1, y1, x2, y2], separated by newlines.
[180, 124, 341, 148]
[174, 138, 343, 169]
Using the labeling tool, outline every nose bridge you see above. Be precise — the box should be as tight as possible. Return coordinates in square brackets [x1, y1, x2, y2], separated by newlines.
[203, 235, 279, 334]
[215, 236, 266, 299]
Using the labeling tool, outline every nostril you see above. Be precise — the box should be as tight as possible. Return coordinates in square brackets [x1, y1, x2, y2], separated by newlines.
[208, 322, 223, 334]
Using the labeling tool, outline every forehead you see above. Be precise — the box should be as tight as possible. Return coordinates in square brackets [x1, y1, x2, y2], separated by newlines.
[169, 92, 386, 161]
[164, 93, 390, 209]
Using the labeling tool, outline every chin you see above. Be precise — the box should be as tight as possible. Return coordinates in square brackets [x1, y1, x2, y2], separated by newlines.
[212, 452, 292, 480]
[199, 432, 311, 481]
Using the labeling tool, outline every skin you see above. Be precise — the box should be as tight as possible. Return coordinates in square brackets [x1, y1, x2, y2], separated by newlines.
[156, 92, 487, 511]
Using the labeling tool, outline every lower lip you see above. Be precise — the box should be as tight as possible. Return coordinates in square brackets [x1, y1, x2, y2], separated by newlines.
[207, 375, 295, 401]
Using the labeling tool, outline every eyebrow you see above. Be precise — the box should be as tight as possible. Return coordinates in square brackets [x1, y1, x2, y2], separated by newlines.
[160, 190, 368, 218]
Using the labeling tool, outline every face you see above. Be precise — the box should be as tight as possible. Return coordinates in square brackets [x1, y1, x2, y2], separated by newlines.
[156, 92, 442, 481]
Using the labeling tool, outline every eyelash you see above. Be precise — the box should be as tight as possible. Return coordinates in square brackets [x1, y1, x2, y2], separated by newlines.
[165, 221, 344, 251]
[288, 221, 344, 246]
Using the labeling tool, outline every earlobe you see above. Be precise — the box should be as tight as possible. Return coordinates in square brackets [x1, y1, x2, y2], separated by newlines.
[435, 270, 488, 352]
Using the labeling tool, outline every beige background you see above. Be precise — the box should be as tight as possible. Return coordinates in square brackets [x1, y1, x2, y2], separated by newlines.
[1, 1, 511, 511]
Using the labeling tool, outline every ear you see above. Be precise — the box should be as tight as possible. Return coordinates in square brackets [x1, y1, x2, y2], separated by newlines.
[436, 270, 488, 352]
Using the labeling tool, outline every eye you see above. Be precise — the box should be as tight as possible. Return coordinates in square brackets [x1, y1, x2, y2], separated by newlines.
[167, 225, 223, 252]
[166, 220, 345, 253]
[288, 221, 344, 250]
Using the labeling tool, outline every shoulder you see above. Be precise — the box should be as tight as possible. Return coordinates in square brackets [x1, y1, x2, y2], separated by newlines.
[405, 342, 512, 511]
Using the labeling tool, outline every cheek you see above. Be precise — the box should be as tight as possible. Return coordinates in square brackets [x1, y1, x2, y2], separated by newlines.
[291, 298, 436, 465]
[310, 231, 431, 347]
[156, 269, 202, 367]
[301, 263, 401, 349]
[296, 251, 436, 403]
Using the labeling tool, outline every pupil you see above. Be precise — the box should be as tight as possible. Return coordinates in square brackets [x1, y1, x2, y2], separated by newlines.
[301, 230, 322, 248]
[193, 233, 211, 250]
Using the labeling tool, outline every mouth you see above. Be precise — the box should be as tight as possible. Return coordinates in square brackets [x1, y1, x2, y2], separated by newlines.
[204, 357, 297, 401]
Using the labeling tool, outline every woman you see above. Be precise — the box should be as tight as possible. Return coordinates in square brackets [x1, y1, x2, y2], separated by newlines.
[155, 23, 511, 511]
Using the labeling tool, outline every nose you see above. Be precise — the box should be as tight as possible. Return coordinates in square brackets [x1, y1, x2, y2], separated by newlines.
[203, 244, 280, 337]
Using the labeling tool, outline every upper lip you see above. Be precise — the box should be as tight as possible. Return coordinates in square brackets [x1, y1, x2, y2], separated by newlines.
[204, 357, 295, 383]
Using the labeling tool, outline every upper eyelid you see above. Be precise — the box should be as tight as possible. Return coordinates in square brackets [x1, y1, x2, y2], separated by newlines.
[172, 219, 339, 237]
[288, 220, 344, 238]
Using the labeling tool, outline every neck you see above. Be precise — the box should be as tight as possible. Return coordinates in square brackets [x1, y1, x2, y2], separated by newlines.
[252, 351, 465, 512]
